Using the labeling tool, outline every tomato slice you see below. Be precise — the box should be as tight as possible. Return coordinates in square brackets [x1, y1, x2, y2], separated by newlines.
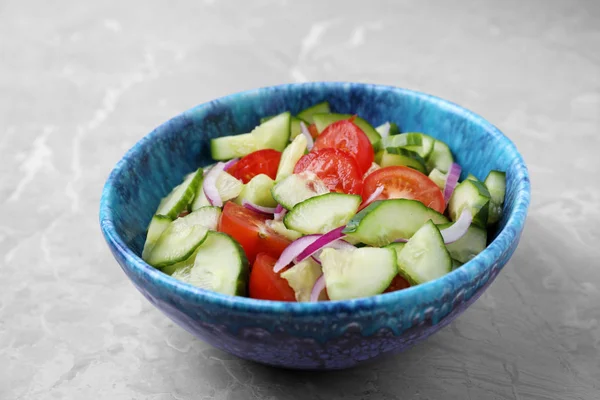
[249, 253, 296, 301]
[226, 149, 282, 184]
[362, 166, 445, 214]
[218, 202, 291, 264]
[293, 148, 363, 195]
[313, 119, 374, 174]
[383, 275, 410, 293]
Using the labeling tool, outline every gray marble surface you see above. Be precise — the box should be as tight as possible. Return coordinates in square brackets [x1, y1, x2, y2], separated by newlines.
[1, 0, 599, 398]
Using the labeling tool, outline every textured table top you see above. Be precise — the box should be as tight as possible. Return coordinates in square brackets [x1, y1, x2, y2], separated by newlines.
[2, 0, 599, 399]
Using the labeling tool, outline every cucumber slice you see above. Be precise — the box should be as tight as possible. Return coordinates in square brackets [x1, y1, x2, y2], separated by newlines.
[210, 133, 260, 161]
[380, 150, 426, 173]
[452, 258, 464, 270]
[265, 220, 303, 241]
[261, 115, 305, 140]
[376, 122, 401, 136]
[448, 179, 491, 227]
[425, 140, 454, 173]
[396, 220, 452, 285]
[296, 101, 331, 123]
[160, 247, 199, 276]
[271, 171, 329, 210]
[275, 134, 308, 182]
[387, 133, 435, 160]
[171, 232, 249, 296]
[384, 242, 406, 259]
[428, 168, 447, 190]
[155, 169, 202, 219]
[191, 185, 211, 211]
[440, 223, 487, 264]
[234, 174, 277, 208]
[374, 149, 385, 164]
[284, 193, 362, 235]
[251, 112, 291, 151]
[210, 112, 291, 160]
[466, 174, 479, 182]
[191, 171, 242, 210]
[343, 199, 449, 247]
[144, 219, 209, 268]
[177, 206, 221, 231]
[142, 215, 172, 260]
[484, 170, 506, 225]
[320, 247, 398, 300]
[312, 113, 382, 150]
[280, 258, 322, 302]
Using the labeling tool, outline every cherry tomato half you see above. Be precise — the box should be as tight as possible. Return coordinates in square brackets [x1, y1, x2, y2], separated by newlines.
[227, 149, 281, 183]
[308, 123, 320, 139]
[313, 119, 374, 174]
[249, 253, 296, 301]
[362, 166, 445, 214]
[293, 148, 363, 195]
[218, 202, 291, 264]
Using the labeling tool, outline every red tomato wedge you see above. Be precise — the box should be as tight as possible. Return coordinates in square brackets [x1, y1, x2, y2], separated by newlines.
[383, 275, 411, 293]
[226, 149, 281, 183]
[313, 119, 374, 174]
[293, 148, 363, 195]
[249, 253, 296, 301]
[308, 123, 319, 139]
[362, 166, 445, 214]
[218, 202, 291, 264]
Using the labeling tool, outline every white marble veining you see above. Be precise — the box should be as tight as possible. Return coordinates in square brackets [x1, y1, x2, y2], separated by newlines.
[1, 0, 599, 398]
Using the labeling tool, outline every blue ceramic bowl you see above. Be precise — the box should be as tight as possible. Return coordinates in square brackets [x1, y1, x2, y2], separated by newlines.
[100, 82, 530, 370]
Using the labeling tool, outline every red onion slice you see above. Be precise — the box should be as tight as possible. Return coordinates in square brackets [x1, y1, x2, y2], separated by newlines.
[310, 274, 326, 302]
[393, 238, 408, 243]
[273, 234, 321, 273]
[300, 121, 314, 150]
[296, 226, 346, 263]
[242, 200, 277, 215]
[310, 239, 355, 263]
[440, 209, 472, 244]
[203, 162, 226, 207]
[223, 158, 239, 171]
[274, 204, 287, 221]
[443, 163, 461, 204]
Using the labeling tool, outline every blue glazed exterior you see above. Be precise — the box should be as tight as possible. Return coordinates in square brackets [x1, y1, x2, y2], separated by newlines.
[99, 82, 530, 370]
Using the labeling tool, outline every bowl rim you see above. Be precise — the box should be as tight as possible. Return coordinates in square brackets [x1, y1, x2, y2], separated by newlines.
[99, 81, 530, 315]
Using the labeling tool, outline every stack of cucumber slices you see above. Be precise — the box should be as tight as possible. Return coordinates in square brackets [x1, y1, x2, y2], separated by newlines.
[142, 101, 506, 302]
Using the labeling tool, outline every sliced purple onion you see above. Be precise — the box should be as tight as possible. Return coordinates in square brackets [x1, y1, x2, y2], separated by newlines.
[242, 200, 277, 215]
[393, 237, 408, 243]
[310, 274, 326, 302]
[203, 162, 225, 207]
[300, 121, 314, 150]
[310, 239, 355, 263]
[274, 204, 287, 221]
[223, 158, 239, 171]
[443, 163, 461, 204]
[296, 226, 346, 263]
[273, 234, 321, 273]
[440, 209, 472, 244]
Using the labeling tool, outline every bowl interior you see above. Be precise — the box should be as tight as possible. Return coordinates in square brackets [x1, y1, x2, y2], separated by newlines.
[101, 82, 529, 293]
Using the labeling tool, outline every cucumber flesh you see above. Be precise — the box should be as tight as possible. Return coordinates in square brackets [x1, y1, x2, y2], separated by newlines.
[320, 247, 397, 300]
[280, 258, 322, 302]
[343, 199, 449, 246]
[142, 215, 172, 260]
[296, 101, 331, 123]
[466, 174, 479, 182]
[383, 133, 423, 149]
[284, 193, 361, 234]
[384, 242, 406, 259]
[425, 140, 454, 173]
[234, 174, 277, 208]
[176, 206, 221, 231]
[484, 170, 506, 225]
[380, 150, 426, 173]
[271, 171, 329, 210]
[312, 113, 382, 150]
[266, 220, 303, 241]
[276, 134, 308, 182]
[448, 179, 491, 227]
[145, 219, 209, 268]
[155, 169, 202, 219]
[375, 122, 400, 136]
[262, 115, 305, 140]
[210, 112, 291, 160]
[441, 223, 487, 264]
[428, 168, 447, 190]
[396, 220, 452, 285]
[400, 133, 435, 160]
[171, 232, 249, 296]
